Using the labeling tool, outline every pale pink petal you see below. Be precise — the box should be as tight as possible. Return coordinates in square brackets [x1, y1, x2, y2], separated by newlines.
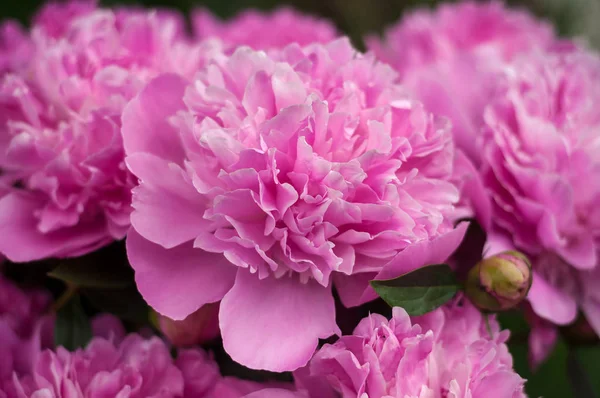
[0, 193, 109, 262]
[126, 229, 236, 320]
[121, 74, 188, 162]
[127, 152, 208, 249]
[527, 271, 577, 325]
[220, 271, 339, 372]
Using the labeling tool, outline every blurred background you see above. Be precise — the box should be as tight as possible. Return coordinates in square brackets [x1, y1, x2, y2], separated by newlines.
[1, 0, 600, 397]
[1, 0, 599, 49]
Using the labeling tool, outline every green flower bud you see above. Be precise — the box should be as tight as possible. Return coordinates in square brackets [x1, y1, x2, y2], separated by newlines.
[465, 251, 532, 312]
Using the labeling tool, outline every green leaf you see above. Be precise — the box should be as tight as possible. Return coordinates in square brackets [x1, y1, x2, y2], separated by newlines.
[54, 295, 92, 351]
[48, 243, 133, 289]
[370, 264, 460, 316]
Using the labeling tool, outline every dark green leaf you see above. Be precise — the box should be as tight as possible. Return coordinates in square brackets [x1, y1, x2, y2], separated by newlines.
[370, 264, 460, 316]
[567, 348, 598, 398]
[54, 295, 92, 351]
[508, 336, 573, 398]
[81, 285, 149, 324]
[48, 242, 133, 289]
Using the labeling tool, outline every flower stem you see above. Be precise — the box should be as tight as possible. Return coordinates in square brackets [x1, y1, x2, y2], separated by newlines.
[52, 283, 79, 313]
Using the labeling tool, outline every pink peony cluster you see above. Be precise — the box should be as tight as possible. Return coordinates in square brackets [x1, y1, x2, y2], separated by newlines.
[0, 276, 52, 382]
[193, 7, 338, 50]
[0, 330, 275, 398]
[8, 0, 600, 392]
[481, 44, 600, 365]
[307, 298, 526, 398]
[0, 1, 220, 262]
[123, 37, 466, 371]
[370, 0, 600, 366]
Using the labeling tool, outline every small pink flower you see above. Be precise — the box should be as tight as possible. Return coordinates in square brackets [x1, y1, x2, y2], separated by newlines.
[309, 297, 526, 398]
[193, 7, 337, 50]
[122, 38, 466, 372]
[0, 1, 220, 262]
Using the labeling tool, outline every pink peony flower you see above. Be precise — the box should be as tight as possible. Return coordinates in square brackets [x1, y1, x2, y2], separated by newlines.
[0, 276, 52, 382]
[0, 1, 221, 262]
[367, 1, 554, 166]
[122, 37, 467, 372]
[192, 7, 337, 51]
[309, 297, 526, 398]
[3, 335, 189, 397]
[1, 329, 285, 398]
[481, 44, 600, 358]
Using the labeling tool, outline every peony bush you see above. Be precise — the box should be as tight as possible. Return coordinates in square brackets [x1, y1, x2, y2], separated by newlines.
[0, 0, 599, 396]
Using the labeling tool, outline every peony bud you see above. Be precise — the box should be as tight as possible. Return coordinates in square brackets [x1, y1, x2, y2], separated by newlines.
[465, 251, 532, 312]
[158, 302, 220, 347]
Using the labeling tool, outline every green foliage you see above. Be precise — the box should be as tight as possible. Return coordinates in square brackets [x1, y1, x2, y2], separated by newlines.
[48, 244, 133, 289]
[54, 295, 93, 351]
[371, 264, 460, 315]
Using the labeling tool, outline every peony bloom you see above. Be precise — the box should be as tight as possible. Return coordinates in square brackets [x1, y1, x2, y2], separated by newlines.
[192, 7, 337, 51]
[3, 334, 195, 397]
[309, 297, 526, 398]
[367, 1, 554, 165]
[0, 1, 220, 262]
[123, 38, 467, 371]
[481, 43, 600, 365]
[0, 275, 52, 382]
[1, 328, 285, 398]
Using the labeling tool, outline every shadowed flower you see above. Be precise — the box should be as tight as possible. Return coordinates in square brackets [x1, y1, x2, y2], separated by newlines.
[0, 276, 52, 383]
[122, 38, 466, 372]
[0, 1, 221, 262]
[1, 327, 278, 398]
[158, 302, 220, 346]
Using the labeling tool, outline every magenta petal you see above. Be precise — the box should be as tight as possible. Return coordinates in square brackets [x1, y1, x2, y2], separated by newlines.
[527, 271, 577, 325]
[0, 193, 109, 262]
[376, 223, 468, 280]
[126, 229, 236, 320]
[122, 73, 188, 162]
[528, 317, 558, 369]
[335, 224, 468, 307]
[220, 271, 339, 372]
[127, 152, 208, 249]
[334, 272, 377, 308]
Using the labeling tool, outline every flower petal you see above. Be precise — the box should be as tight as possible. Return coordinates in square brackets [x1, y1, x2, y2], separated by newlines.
[126, 229, 236, 320]
[127, 152, 208, 249]
[527, 271, 577, 325]
[122, 73, 188, 162]
[220, 271, 339, 372]
[0, 192, 109, 262]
